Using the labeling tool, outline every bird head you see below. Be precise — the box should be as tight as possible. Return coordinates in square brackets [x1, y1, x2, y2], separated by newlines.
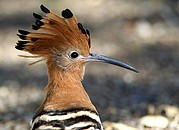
[16, 5, 138, 80]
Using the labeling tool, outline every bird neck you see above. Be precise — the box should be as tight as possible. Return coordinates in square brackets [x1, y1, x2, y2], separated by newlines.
[41, 62, 96, 112]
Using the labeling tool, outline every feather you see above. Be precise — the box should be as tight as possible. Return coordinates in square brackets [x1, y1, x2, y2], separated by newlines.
[16, 4, 91, 62]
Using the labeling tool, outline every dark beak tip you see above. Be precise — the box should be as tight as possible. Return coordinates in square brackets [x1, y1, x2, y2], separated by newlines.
[89, 52, 139, 73]
[129, 67, 139, 73]
[134, 69, 139, 73]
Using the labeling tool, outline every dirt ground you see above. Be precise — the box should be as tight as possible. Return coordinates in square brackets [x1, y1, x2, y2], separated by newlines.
[0, 0, 179, 129]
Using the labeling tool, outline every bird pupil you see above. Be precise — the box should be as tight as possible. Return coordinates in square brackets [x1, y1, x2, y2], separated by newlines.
[71, 52, 79, 58]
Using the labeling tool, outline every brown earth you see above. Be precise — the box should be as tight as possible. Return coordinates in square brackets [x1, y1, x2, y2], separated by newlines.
[0, 0, 179, 129]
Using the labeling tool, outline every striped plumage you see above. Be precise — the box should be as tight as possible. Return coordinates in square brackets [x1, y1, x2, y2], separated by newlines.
[31, 108, 102, 130]
[16, 4, 138, 130]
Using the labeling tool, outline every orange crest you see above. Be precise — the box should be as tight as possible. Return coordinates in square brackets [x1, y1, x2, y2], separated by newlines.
[16, 5, 91, 62]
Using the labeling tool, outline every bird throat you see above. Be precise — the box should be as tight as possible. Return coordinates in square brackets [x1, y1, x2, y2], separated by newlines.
[41, 62, 96, 112]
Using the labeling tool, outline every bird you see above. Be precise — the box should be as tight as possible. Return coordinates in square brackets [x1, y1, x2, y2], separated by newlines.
[15, 4, 138, 130]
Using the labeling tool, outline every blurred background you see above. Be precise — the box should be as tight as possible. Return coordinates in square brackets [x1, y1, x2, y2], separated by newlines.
[0, 0, 179, 129]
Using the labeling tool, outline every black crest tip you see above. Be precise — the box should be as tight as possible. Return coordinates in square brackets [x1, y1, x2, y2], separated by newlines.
[17, 40, 29, 45]
[86, 29, 90, 36]
[32, 25, 40, 30]
[40, 4, 50, 14]
[77, 23, 86, 34]
[15, 44, 25, 50]
[18, 29, 30, 35]
[17, 34, 27, 40]
[62, 9, 73, 18]
[35, 20, 44, 26]
[33, 13, 43, 20]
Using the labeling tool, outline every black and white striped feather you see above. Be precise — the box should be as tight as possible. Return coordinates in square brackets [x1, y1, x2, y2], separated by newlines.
[31, 108, 103, 130]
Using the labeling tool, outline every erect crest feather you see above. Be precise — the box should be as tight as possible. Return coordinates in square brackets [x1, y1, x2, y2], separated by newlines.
[16, 4, 91, 63]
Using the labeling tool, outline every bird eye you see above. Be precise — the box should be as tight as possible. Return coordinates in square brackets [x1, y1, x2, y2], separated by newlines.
[69, 51, 79, 59]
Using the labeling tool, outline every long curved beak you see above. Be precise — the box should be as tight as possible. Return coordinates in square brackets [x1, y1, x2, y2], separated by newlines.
[82, 52, 138, 73]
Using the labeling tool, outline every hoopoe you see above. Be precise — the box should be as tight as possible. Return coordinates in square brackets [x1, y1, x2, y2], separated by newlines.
[15, 5, 138, 130]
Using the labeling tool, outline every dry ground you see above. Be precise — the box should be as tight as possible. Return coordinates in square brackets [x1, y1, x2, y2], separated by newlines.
[0, 0, 179, 129]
